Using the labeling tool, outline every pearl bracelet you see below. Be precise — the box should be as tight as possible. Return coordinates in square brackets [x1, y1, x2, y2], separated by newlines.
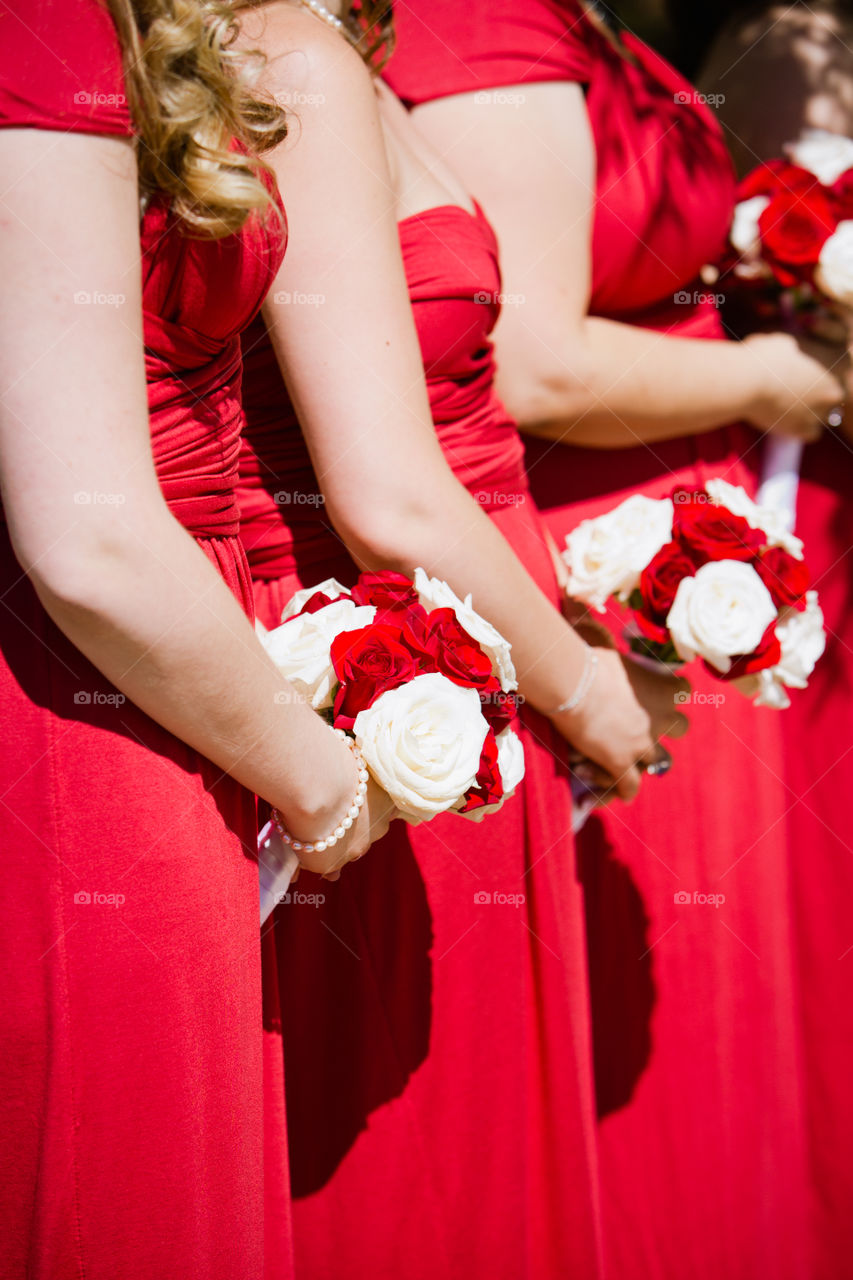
[272, 729, 370, 856]
[547, 648, 600, 716]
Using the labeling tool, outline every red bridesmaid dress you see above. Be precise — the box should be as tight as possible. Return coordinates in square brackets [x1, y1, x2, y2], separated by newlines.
[387, 5, 813, 1279]
[780, 432, 853, 1280]
[238, 205, 604, 1277]
[0, 4, 290, 1277]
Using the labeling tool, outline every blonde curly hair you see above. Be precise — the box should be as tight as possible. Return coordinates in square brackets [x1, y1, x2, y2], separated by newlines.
[105, 0, 288, 237]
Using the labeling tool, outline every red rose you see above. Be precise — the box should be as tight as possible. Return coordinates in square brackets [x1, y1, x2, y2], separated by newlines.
[457, 731, 504, 815]
[716, 620, 782, 681]
[758, 185, 838, 287]
[330, 624, 421, 729]
[638, 541, 696, 622]
[298, 589, 350, 616]
[478, 676, 519, 735]
[404, 608, 494, 690]
[673, 498, 764, 565]
[831, 168, 853, 219]
[756, 546, 810, 610]
[351, 571, 420, 614]
[737, 159, 818, 202]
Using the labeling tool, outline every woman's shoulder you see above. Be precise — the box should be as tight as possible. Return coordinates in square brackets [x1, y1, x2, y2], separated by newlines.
[236, 3, 376, 110]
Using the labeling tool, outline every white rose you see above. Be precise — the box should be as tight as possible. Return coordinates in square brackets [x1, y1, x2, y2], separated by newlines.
[730, 195, 770, 258]
[785, 128, 853, 186]
[354, 672, 489, 824]
[562, 494, 674, 612]
[413, 567, 517, 692]
[736, 590, 826, 707]
[816, 221, 853, 307]
[456, 727, 526, 823]
[263, 599, 376, 710]
[280, 577, 352, 622]
[705, 478, 804, 558]
[666, 560, 779, 673]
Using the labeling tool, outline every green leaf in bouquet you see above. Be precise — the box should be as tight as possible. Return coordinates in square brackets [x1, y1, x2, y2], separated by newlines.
[628, 633, 682, 667]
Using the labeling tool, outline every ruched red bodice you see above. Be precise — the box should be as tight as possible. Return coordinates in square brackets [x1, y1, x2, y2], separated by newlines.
[238, 203, 525, 579]
[140, 195, 285, 544]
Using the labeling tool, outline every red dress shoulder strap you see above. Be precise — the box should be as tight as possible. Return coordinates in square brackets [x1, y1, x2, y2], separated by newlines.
[384, 0, 592, 107]
[0, 0, 132, 135]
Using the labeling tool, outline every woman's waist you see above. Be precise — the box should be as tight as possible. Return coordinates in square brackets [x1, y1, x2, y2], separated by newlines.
[524, 421, 761, 524]
[431, 398, 529, 497]
[149, 386, 247, 538]
[238, 440, 530, 584]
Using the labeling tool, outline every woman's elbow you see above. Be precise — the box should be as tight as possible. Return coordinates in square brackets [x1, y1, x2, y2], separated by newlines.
[497, 350, 598, 432]
[326, 487, 459, 569]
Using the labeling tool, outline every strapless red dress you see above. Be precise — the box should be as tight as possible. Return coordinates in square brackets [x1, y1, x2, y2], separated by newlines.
[0, 4, 290, 1278]
[387, 6, 812, 1279]
[238, 204, 604, 1278]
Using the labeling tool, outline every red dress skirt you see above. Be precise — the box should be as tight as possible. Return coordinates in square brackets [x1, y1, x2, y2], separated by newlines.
[0, 4, 291, 1277]
[387, 5, 812, 1278]
[778, 431, 853, 1280]
[238, 204, 604, 1278]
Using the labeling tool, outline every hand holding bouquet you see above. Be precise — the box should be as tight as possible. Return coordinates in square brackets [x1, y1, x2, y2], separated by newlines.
[261, 568, 525, 826]
[562, 484, 826, 709]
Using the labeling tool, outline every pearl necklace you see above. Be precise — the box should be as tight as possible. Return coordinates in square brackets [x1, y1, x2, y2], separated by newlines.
[296, 0, 360, 47]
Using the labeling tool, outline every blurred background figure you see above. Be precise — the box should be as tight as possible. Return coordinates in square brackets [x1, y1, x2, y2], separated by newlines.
[692, 5, 853, 1279]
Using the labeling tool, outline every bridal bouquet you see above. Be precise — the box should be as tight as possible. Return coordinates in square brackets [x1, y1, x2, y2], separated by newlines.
[723, 129, 853, 321]
[261, 568, 525, 824]
[562, 483, 826, 709]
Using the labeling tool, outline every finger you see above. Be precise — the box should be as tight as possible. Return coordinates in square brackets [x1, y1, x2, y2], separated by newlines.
[637, 740, 666, 771]
[613, 763, 642, 803]
[656, 709, 689, 740]
[573, 760, 613, 791]
[322, 869, 341, 882]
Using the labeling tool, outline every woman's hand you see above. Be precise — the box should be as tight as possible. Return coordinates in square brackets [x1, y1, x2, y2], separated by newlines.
[560, 599, 690, 770]
[551, 648, 665, 802]
[295, 777, 397, 881]
[744, 331, 847, 441]
[622, 656, 691, 745]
